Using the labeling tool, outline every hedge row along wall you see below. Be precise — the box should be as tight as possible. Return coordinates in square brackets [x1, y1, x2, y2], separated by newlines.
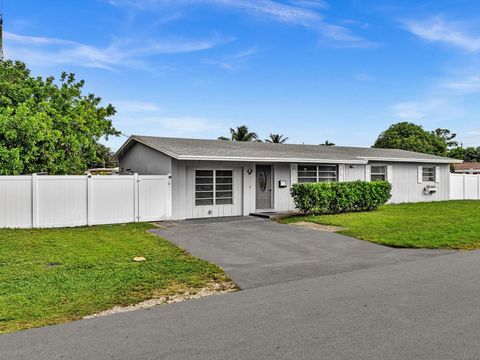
[291, 180, 392, 215]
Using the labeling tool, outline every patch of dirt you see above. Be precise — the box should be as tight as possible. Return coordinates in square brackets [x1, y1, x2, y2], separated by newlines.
[290, 221, 345, 232]
[151, 221, 178, 229]
[83, 281, 237, 319]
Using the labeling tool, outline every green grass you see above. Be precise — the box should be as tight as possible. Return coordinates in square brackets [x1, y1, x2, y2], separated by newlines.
[282, 201, 480, 249]
[0, 223, 230, 334]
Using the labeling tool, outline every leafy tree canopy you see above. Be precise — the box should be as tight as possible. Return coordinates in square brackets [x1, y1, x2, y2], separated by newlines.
[0, 60, 119, 175]
[373, 122, 448, 156]
[432, 128, 458, 148]
[448, 146, 480, 162]
[219, 125, 259, 142]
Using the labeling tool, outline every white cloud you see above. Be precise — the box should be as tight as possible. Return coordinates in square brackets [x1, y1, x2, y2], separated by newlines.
[111, 114, 225, 142]
[108, 0, 376, 48]
[4, 31, 229, 70]
[402, 15, 480, 52]
[287, 0, 328, 10]
[107, 99, 225, 144]
[109, 0, 321, 24]
[203, 47, 258, 71]
[441, 75, 480, 93]
[391, 98, 466, 123]
[355, 72, 374, 81]
[156, 116, 224, 133]
[112, 100, 165, 113]
[105, 114, 227, 150]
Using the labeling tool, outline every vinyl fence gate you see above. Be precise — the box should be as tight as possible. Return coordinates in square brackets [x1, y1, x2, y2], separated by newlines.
[0, 174, 172, 229]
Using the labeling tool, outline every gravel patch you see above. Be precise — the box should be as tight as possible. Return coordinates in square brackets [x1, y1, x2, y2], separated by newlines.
[83, 281, 237, 319]
[290, 221, 345, 232]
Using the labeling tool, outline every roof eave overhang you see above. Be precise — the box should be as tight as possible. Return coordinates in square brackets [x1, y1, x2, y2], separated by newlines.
[176, 155, 367, 164]
[112, 136, 181, 162]
[361, 156, 463, 164]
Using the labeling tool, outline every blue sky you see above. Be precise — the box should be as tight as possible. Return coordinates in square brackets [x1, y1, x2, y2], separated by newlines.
[4, 0, 480, 150]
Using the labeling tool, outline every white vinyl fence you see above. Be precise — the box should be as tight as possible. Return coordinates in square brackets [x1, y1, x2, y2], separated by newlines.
[450, 173, 480, 200]
[0, 174, 171, 229]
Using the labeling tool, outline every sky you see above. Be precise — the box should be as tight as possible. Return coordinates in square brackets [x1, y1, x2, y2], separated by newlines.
[3, 0, 480, 150]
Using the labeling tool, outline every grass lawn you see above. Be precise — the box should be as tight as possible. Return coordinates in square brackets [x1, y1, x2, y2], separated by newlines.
[0, 223, 231, 334]
[282, 200, 480, 249]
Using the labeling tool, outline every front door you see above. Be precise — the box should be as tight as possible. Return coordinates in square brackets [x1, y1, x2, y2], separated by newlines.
[256, 165, 272, 209]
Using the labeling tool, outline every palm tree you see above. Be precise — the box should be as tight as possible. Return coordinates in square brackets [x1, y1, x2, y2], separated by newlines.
[218, 125, 258, 141]
[321, 140, 335, 146]
[265, 133, 288, 144]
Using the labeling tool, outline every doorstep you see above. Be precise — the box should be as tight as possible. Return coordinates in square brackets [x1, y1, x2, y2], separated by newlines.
[250, 211, 300, 220]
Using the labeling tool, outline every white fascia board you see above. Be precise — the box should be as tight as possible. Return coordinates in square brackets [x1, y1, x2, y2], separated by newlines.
[360, 156, 463, 164]
[176, 155, 368, 164]
[111, 136, 135, 161]
[113, 137, 181, 161]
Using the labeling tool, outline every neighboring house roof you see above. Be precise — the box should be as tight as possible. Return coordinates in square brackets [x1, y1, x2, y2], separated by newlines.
[113, 135, 463, 164]
[453, 162, 480, 173]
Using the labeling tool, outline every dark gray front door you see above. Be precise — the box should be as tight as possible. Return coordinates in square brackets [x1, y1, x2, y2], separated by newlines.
[256, 165, 272, 209]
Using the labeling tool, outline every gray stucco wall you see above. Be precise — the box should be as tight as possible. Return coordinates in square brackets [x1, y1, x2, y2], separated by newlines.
[118, 142, 172, 175]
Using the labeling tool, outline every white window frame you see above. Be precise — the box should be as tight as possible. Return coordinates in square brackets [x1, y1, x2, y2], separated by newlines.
[370, 165, 387, 181]
[195, 169, 233, 206]
[297, 164, 338, 183]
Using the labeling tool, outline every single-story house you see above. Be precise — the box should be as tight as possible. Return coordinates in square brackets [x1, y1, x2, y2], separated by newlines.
[452, 162, 480, 174]
[113, 136, 462, 220]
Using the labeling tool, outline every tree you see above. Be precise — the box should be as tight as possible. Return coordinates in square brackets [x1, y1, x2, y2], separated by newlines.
[321, 140, 335, 146]
[265, 133, 288, 143]
[218, 125, 258, 141]
[90, 143, 116, 168]
[0, 60, 120, 175]
[432, 128, 458, 148]
[448, 146, 480, 162]
[373, 122, 447, 156]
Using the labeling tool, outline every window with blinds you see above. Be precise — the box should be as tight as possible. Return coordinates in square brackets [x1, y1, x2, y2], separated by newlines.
[298, 165, 337, 183]
[195, 170, 233, 206]
[422, 166, 435, 182]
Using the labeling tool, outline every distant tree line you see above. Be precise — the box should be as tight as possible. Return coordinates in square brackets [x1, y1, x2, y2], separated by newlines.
[218, 125, 332, 145]
[372, 122, 479, 162]
[219, 122, 479, 163]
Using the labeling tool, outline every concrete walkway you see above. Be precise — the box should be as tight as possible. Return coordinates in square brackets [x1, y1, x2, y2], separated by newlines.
[151, 216, 453, 289]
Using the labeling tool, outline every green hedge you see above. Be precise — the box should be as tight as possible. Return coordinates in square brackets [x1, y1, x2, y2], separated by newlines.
[290, 180, 392, 215]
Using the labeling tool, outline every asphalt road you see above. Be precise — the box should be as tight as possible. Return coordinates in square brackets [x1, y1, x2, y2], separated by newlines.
[2, 217, 480, 360]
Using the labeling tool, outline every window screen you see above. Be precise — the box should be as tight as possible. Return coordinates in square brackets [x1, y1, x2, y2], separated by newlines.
[298, 165, 337, 183]
[422, 166, 435, 182]
[195, 170, 233, 206]
[371, 166, 387, 181]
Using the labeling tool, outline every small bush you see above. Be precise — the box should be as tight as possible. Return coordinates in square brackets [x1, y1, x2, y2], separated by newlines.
[291, 180, 392, 215]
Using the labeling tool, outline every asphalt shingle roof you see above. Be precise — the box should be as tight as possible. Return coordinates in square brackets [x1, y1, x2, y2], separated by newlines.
[115, 135, 462, 164]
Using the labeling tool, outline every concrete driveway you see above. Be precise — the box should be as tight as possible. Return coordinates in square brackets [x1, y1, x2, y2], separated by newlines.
[150, 216, 452, 289]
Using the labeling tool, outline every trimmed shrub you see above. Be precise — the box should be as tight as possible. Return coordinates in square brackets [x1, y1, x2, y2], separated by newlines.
[290, 180, 392, 215]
